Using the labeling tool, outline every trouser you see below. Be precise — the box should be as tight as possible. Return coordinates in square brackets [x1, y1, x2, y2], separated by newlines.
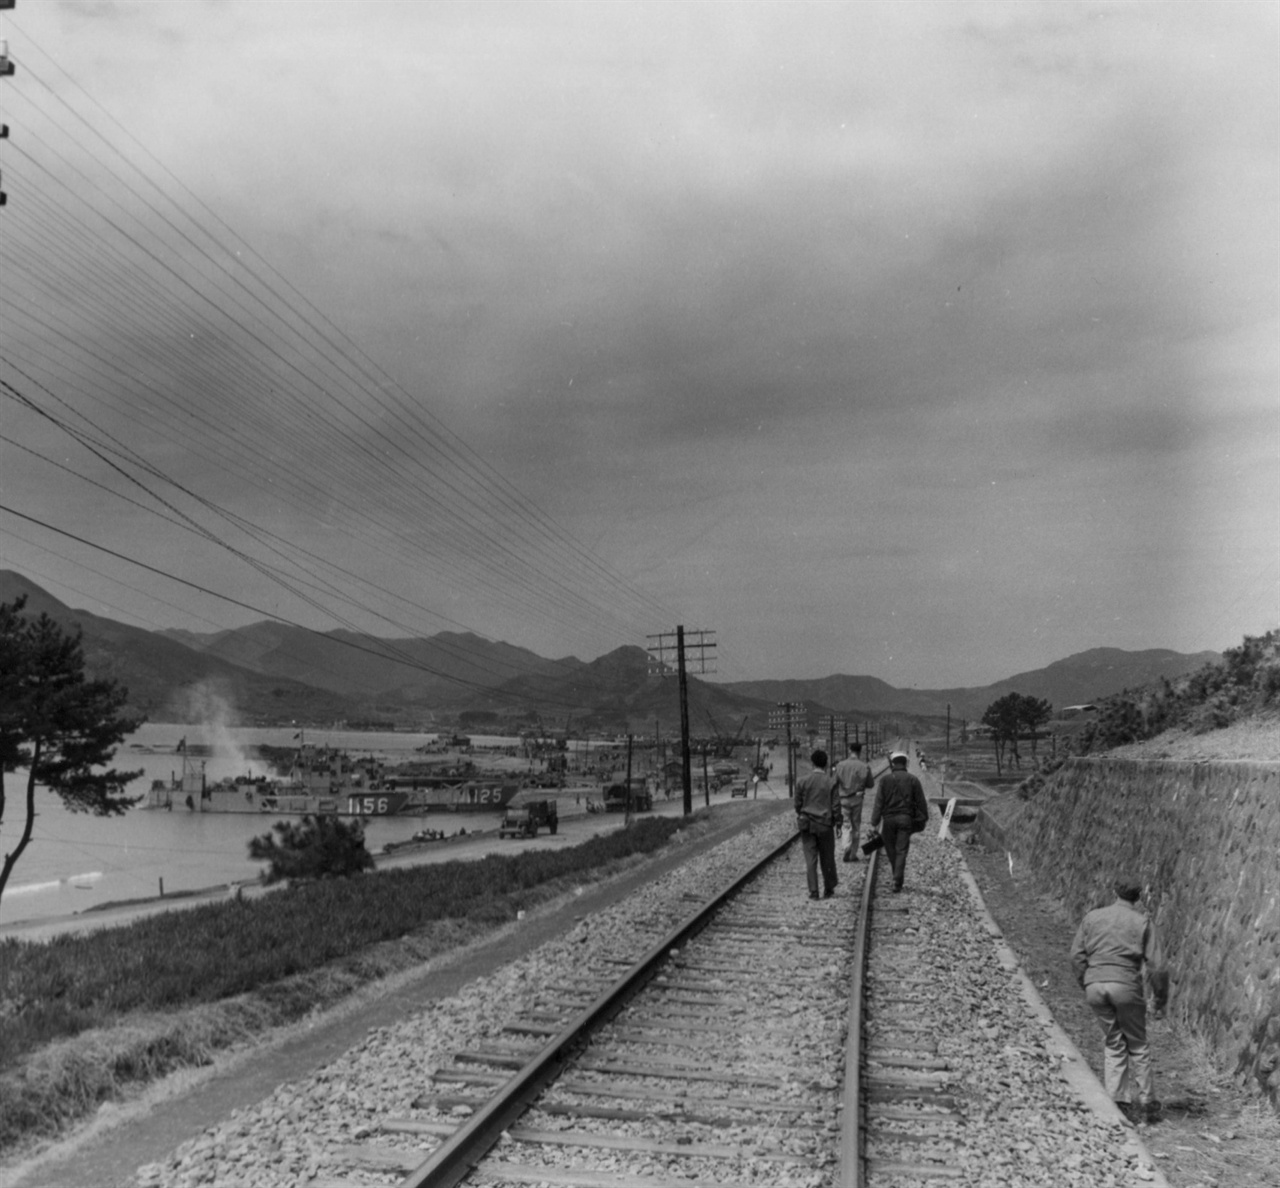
[840, 797, 865, 859]
[879, 814, 914, 889]
[1085, 981, 1153, 1104]
[799, 824, 837, 896]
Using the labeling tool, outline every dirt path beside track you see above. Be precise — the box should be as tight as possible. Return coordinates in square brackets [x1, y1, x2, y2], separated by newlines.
[964, 839, 1279, 1188]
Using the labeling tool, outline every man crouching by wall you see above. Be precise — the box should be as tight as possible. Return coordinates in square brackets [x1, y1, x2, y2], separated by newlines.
[794, 749, 840, 900]
[1070, 877, 1170, 1126]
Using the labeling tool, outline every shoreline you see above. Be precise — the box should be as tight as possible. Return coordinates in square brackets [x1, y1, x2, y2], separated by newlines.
[1, 784, 781, 941]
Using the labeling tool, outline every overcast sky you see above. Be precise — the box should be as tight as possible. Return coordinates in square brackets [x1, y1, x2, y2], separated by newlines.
[0, 1, 1275, 689]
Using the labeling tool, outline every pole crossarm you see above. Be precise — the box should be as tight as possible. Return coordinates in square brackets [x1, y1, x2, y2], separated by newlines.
[645, 629, 716, 676]
[768, 701, 807, 732]
[645, 626, 715, 816]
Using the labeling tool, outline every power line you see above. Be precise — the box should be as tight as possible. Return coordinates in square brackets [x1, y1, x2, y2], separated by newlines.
[0, 501, 636, 713]
[0, 30, 686, 674]
[2, 46, 680, 640]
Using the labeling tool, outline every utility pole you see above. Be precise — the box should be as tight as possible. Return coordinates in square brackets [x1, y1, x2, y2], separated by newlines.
[946, 703, 951, 760]
[624, 734, 634, 827]
[0, 2, 13, 210]
[818, 714, 846, 759]
[646, 627, 715, 816]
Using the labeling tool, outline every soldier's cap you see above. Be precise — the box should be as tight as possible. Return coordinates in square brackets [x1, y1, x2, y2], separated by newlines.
[889, 750, 909, 764]
[1114, 877, 1143, 901]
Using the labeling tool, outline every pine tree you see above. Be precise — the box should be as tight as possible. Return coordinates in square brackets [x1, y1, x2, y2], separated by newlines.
[248, 814, 375, 882]
[0, 597, 144, 905]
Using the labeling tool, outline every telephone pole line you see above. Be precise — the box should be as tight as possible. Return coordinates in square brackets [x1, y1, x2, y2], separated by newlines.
[818, 714, 846, 759]
[646, 626, 715, 816]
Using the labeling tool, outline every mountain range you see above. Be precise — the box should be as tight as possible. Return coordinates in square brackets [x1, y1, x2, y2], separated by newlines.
[0, 571, 1221, 734]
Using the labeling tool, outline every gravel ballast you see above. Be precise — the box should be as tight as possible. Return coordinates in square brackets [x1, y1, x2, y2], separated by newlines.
[108, 812, 1168, 1188]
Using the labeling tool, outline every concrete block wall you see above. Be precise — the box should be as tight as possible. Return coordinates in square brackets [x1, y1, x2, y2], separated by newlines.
[986, 758, 1280, 1102]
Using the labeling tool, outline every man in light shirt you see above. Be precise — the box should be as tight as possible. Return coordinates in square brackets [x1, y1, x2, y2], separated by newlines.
[1070, 877, 1170, 1125]
[832, 741, 873, 862]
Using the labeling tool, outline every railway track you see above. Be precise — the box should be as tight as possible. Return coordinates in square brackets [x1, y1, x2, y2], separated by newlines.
[351, 830, 861, 1187]
[123, 769, 1167, 1188]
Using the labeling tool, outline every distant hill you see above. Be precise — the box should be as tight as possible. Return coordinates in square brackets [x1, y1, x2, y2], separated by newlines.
[455, 645, 783, 738]
[160, 622, 568, 701]
[0, 571, 1223, 731]
[0, 572, 373, 724]
[721, 647, 1222, 723]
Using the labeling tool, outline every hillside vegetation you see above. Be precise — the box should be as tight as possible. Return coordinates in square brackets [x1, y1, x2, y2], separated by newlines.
[1080, 630, 1280, 752]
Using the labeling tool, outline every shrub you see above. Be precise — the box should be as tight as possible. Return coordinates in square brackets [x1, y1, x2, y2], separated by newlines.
[1080, 629, 1280, 752]
[248, 815, 375, 883]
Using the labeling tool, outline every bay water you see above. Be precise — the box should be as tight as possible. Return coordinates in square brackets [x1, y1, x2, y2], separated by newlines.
[0, 722, 526, 927]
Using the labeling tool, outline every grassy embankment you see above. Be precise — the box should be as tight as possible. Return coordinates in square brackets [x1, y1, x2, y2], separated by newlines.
[0, 813, 692, 1155]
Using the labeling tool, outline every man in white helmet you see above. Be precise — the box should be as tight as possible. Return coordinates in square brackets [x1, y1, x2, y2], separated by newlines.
[868, 750, 928, 892]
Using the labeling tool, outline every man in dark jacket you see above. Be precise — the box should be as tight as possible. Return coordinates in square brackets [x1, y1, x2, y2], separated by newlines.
[869, 749, 928, 892]
[1070, 878, 1169, 1125]
[793, 749, 840, 899]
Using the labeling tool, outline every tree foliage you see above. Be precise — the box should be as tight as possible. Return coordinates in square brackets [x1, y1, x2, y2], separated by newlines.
[248, 814, 375, 883]
[980, 691, 1056, 773]
[1081, 630, 1280, 751]
[0, 598, 143, 905]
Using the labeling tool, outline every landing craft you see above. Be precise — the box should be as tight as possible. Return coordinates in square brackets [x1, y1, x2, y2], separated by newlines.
[374, 772, 520, 815]
[144, 744, 518, 816]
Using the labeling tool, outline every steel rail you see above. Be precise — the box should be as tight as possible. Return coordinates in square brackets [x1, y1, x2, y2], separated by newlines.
[402, 828, 803, 1188]
[835, 752, 889, 1188]
[839, 844, 878, 1188]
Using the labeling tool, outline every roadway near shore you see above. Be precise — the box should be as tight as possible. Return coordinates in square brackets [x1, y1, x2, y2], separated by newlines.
[0, 776, 793, 945]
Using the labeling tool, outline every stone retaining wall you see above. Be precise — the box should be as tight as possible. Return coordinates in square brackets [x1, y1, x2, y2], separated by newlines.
[977, 758, 1280, 1102]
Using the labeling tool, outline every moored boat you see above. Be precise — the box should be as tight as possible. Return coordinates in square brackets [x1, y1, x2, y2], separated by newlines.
[143, 744, 519, 816]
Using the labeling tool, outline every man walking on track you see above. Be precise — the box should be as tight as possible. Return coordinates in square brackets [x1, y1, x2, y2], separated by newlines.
[833, 741, 874, 862]
[793, 750, 840, 900]
[1070, 877, 1169, 1125]
[868, 750, 928, 892]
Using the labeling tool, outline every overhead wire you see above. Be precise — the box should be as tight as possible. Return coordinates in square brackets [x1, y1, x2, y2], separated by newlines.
[0, 46, 686, 670]
[0, 222, 650, 660]
[0, 350, 643, 682]
[10, 26, 679, 630]
[5, 45, 678, 638]
[0, 172, 655, 660]
[0, 385, 606, 691]
[0, 511, 567, 707]
[0, 502, 624, 710]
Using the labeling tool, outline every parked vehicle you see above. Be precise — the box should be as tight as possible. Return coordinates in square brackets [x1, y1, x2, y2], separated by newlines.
[499, 798, 559, 839]
[603, 783, 653, 813]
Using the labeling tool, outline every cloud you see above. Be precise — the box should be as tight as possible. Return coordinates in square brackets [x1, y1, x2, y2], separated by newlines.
[4, 1, 1275, 686]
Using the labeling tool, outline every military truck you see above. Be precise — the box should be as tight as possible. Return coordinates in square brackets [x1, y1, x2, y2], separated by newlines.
[498, 798, 559, 839]
[603, 783, 653, 813]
